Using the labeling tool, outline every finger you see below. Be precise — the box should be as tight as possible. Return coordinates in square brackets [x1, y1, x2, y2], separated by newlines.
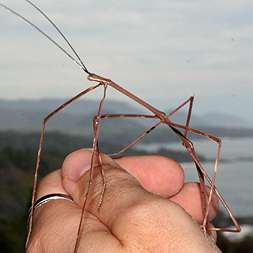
[28, 170, 79, 252]
[115, 155, 184, 197]
[28, 170, 116, 253]
[113, 156, 219, 223]
[206, 223, 218, 242]
[170, 182, 219, 223]
[62, 149, 188, 232]
[117, 156, 219, 223]
[62, 149, 221, 252]
[35, 169, 67, 199]
[61, 149, 156, 221]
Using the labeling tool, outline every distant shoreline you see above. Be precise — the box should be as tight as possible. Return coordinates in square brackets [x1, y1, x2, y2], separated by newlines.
[0, 130, 252, 165]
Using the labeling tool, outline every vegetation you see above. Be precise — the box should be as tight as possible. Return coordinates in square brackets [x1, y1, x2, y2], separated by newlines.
[217, 233, 253, 253]
[0, 130, 252, 252]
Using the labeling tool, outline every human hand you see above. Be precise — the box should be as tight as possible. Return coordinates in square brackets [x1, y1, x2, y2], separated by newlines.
[27, 149, 221, 253]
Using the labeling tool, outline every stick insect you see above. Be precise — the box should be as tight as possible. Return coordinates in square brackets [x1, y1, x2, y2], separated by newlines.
[0, 1, 241, 252]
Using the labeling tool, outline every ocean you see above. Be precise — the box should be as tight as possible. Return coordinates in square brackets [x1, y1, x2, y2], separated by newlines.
[135, 138, 253, 218]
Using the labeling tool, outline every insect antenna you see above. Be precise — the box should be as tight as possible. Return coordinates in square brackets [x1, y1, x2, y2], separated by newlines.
[0, 2, 90, 74]
[24, 0, 90, 74]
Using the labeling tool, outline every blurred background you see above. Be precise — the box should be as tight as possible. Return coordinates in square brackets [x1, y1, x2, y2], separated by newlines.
[0, 0, 252, 252]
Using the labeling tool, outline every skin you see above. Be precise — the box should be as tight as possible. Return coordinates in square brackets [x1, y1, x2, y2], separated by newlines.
[27, 149, 221, 253]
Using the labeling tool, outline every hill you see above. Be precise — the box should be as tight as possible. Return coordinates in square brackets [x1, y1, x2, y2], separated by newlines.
[0, 98, 252, 142]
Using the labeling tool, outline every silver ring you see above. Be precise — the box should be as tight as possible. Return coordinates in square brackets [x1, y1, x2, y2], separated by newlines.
[28, 193, 74, 221]
[33, 193, 73, 209]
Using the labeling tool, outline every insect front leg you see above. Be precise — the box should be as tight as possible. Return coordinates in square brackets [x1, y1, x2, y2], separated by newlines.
[91, 84, 108, 209]
[74, 84, 108, 253]
[26, 83, 102, 249]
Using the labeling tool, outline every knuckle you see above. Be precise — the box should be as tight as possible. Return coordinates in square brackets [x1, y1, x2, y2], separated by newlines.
[119, 199, 189, 250]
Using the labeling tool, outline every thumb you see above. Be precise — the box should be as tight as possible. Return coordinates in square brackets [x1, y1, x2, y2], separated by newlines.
[61, 149, 155, 228]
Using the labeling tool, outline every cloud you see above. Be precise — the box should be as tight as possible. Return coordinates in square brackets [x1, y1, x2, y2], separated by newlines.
[0, 0, 252, 120]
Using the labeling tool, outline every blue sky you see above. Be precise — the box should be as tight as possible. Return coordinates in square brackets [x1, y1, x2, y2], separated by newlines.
[0, 0, 252, 123]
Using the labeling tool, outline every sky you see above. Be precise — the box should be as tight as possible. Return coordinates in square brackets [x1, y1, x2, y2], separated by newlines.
[0, 0, 252, 123]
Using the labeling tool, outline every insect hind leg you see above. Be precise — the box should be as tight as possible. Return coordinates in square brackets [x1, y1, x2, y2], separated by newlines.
[167, 96, 194, 138]
[167, 122, 240, 233]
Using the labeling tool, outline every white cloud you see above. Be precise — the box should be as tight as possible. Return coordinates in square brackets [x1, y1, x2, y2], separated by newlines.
[0, 0, 252, 119]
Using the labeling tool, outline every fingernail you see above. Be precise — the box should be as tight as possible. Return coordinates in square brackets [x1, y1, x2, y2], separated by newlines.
[63, 160, 91, 182]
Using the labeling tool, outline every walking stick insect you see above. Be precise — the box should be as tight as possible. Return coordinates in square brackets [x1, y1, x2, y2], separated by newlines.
[0, 1, 241, 252]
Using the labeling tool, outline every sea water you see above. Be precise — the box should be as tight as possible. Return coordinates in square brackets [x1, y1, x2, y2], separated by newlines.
[136, 138, 253, 217]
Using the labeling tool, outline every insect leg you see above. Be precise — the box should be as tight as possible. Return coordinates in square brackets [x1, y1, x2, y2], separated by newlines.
[167, 96, 194, 137]
[92, 85, 108, 209]
[26, 83, 102, 248]
[111, 96, 195, 157]
[74, 84, 108, 253]
[166, 96, 210, 231]
[97, 113, 160, 157]
[167, 122, 240, 233]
